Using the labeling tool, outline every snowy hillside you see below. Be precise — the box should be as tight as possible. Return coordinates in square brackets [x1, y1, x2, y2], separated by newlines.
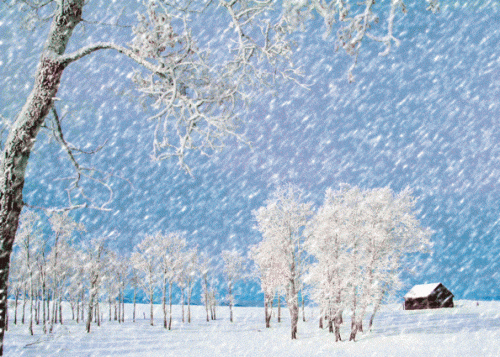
[5, 300, 500, 356]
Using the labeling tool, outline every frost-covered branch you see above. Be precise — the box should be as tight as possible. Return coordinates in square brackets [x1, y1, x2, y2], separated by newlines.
[60, 42, 166, 76]
[281, 0, 440, 81]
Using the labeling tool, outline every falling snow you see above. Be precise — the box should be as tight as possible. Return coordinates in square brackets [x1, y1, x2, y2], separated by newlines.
[1, 0, 500, 354]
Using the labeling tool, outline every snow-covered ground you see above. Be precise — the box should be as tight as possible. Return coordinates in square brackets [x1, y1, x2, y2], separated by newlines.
[5, 300, 500, 356]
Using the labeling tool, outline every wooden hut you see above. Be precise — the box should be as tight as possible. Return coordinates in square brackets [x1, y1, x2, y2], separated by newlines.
[404, 283, 454, 310]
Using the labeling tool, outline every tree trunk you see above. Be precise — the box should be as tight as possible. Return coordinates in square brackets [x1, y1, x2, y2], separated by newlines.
[58, 294, 63, 325]
[302, 294, 305, 322]
[187, 288, 192, 323]
[96, 303, 99, 324]
[288, 285, 299, 340]
[13, 292, 18, 325]
[277, 293, 281, 323]
[181, 286, 185, 323]
[162, 278, 167, 328]
[121, 291, 124, 323]
[22, 282, 27, 324]
[168, 283, 173, 330]
[368, 293, 384, 331]
[108, 297, 112, 321]
[29, 281, 34, 336]
[76, 294, 80, 323]
[42, 283, 47, 333]
[264, 293, 273, 328]
[86, 297, 93, 333]
[35, 291, 40, 325]
[0, 2, 85, 353]
[228, 284, 233, 323]
[149, 290, 154, 326]
[204, 280, 210, 322]
[133, 287, 136, 323]
[349, 313, 359, 341]
[117, 294, 121, 323]
[290, 304, 298, 340]
[334, 310, 343, 342]
[81, 288, 85, 322]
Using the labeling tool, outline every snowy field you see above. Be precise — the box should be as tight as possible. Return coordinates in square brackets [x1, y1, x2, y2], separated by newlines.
[5, 300, 500, 357]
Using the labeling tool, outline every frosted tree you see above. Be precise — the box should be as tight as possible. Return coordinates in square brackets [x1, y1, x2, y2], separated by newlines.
[131, 234, 159, 326]
[251, 238, 288, 328]
[306, 185, 433, 342]
[129, 263, 140, 323]
[176, 247, 199, 323]
[47, 212, 84, 333]
[156, 232, 186, 330]
[66, 247, 86, 324]
[253, 184, 313, 339]
[82, 237, 106, 333]
[198, 252, 213, 322]
[12, 210, 41, 335]
[7, 251, 23, 327]
[102, 250, 127, 323]
[305, 190, 351, 341]
[0, 0, 439, 352]
[222, 249, 246, 323]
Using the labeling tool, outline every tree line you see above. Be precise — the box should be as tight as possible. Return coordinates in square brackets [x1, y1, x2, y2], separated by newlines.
[9, 183, 432, 343]
[8, 211, 246, 335]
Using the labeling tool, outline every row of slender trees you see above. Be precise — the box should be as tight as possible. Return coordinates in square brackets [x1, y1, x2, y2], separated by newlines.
[8, 211, 246, 335]
[251, 184, 433, 341]
[8, 184, 432, 343]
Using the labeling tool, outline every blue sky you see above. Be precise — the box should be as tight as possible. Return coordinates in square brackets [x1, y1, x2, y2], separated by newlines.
[1, 1, 499, 304]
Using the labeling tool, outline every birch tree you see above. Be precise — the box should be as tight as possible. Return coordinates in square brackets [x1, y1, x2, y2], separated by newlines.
[253, 184, 313, 339]
[306, 185, 433, 342]
[131, 234, 159, 326]
[13, 210, 41, 335]
[0, 0, 438, 352]
[199, 252, 213, 323]
[251, 238, 288, 328]
[221, 249, 245, 323]
[176, 247, 198, 324]
[47, 212, 84, 333]
[83, 238, 105, 333]
[153, 231, 187, 330]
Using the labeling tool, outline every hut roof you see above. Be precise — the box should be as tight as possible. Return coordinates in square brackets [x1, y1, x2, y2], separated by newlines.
[404, 283, 442, 299]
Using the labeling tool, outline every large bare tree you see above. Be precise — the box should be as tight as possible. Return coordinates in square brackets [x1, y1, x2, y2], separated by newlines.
[0, 0, 438, 353]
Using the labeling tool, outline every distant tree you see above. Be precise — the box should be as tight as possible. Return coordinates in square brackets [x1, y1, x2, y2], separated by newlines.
[47, 212, 84, 333]
[157, 232, 186, 330]
[253, 184, 313, 339]
[222, 249, 246, 323]
[199, 252, 213, 323]
[83, 238, 106, 333]
[176, 247, 199, 323]
[13, 210, 41, 335]
[7, 251, 23, 327]
[251, 238, 288, 328]
[131, 234, 159, 326]
[129, 263, 140, 323]
[0, 0, 439, 353]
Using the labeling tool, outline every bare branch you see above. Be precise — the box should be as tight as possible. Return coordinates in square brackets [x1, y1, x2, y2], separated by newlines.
[49, 106, 135, 212]
[60, 42, 166, 75]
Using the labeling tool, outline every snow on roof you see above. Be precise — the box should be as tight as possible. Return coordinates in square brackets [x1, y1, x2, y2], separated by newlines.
[404, 283, 441, 299]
